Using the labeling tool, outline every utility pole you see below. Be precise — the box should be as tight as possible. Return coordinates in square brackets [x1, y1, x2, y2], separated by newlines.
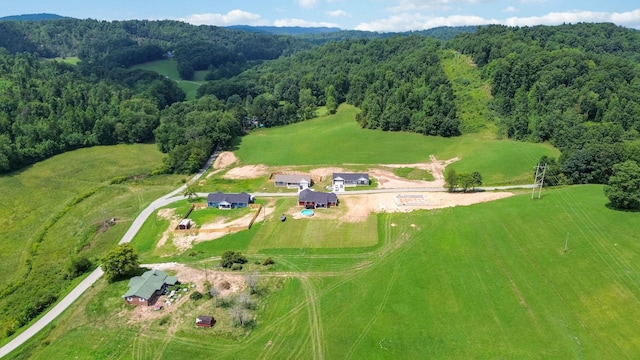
[564, 232, 569, 253]
[532, 163, 547, 199]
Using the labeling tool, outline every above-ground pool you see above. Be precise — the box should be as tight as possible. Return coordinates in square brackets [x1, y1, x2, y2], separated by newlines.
[301, 209, 315, 217]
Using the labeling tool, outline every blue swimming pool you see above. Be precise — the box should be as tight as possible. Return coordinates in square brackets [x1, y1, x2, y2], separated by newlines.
[301, 209, 315, 217]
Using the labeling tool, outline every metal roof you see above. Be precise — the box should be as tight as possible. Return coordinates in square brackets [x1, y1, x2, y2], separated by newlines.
[123, 269, 176, 299]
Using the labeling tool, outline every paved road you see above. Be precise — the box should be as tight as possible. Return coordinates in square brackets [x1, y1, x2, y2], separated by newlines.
[0, 151, 219, 358]
[0, 152, 533, 358]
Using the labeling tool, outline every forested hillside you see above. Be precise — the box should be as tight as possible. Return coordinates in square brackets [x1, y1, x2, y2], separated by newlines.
[2, 19, 640, 184]
[0, 19, 310, 174]
[0, 51, 185, 172]
[0, 19, 311, 79]
[202, 36, 460, 136]
[450, 23, 640, 184]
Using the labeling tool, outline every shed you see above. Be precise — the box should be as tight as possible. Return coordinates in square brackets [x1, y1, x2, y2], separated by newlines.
[196, 315, 216, 327]
[178, 218, 191, 230]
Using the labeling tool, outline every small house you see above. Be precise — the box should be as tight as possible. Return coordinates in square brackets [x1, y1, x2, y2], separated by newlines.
[178, 219, 191, 230]
[123, 269, 178, 306]
[274, 174, 312, 190]
[298, 189, 338, 208]
[196, 315, 215, 328]
[206, 192, 253, 209]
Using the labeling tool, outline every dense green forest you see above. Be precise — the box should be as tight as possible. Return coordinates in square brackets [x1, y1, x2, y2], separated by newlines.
[202, 36, 460, 135]
[0, 19, 310, 174]
[2, 19, 640, 183]
[450, 23, 640, 184]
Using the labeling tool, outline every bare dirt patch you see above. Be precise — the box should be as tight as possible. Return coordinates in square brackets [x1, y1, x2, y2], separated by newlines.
[347, 191, 512, 215]
[223, 165, 269, 179]
[124, 263, 245, 323]
[213, 151, 238, 169]
[156, 209, 178, 248]
[288, 191, 513, 223]
[309, 167, 345, 180]
[168, 202, 277, 251]
[371, 155, 459, 188]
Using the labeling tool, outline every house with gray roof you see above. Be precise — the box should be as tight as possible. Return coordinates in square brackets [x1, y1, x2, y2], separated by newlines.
[274, 174, 311, 190]
[207, 192, 253, 209]
[123, 269, 178, 306]
[298, 189, 338, 208]
[332, 173, 370, 191]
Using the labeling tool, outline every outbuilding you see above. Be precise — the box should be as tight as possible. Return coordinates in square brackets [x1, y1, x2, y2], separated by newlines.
[196, 315, 216, 328]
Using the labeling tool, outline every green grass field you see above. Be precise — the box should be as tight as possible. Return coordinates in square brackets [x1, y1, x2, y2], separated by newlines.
[0, 144, 184, 341]
[234, 105, 559, 185]
[47, 57, 80, 65]
[131, 59, 207, 100]
[12, 185, 640, 358]
[392, 167, 435, 181]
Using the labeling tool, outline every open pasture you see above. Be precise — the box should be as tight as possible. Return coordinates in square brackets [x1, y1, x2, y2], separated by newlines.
[0, 144, 183, 342]
[233, 105, 559, 185]
[131, 59, 207, 100]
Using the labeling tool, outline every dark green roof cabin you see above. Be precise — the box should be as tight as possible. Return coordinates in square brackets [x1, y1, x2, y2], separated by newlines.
[123, 269, 178, 306]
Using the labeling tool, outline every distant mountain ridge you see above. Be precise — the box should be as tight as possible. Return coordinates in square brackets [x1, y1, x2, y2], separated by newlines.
[0, 13, 67, 21]
[226, 25, 341, 35]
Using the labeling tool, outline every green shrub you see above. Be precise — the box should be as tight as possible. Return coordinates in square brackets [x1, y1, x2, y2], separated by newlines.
[109, 176, 127, 184]
[221, 251, 248, 268]
[189, 291, 203, 300]
[262, 257, 275, 266]
[158, 316, 170, 326]
[231, 263, 243, 271]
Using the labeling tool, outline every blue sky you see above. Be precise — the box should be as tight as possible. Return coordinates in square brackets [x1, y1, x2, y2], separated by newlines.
[2, 1, 639, 32]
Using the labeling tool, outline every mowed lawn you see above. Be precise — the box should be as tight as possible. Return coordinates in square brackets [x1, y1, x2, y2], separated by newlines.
[320, 185, 640, 358]
[15, 185, 640, 359]
[234, 105, 559, 185]
[247, 198, 379, 252]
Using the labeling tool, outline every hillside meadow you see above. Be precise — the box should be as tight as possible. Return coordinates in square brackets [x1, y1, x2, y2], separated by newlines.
[0, 144, 184, 341]
[10, 185, 640, 359]
[233, 105, 559, 185]
[131, 59, 207, 100]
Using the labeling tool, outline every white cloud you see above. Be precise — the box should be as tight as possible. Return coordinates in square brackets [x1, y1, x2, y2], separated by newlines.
[327, 10, 349, 17]
[356, 8, 640, 32]
[502, 6, 518, 13]
[296, 0, 318, 9]
[274, 18, 339, 27]
[504, 9, 640, 28]
[180, 10, 265, 26]
[356, 13, 494, 32]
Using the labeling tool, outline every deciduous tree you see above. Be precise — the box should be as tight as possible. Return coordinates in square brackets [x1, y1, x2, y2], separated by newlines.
[102, 243, 139, 281]
[604, 160, 640, 209]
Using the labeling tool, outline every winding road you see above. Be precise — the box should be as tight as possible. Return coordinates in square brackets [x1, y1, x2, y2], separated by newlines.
[0, 151, 535, 358]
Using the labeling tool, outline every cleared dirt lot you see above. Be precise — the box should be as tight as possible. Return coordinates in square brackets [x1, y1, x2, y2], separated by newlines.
[179, 152, 514, 246]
